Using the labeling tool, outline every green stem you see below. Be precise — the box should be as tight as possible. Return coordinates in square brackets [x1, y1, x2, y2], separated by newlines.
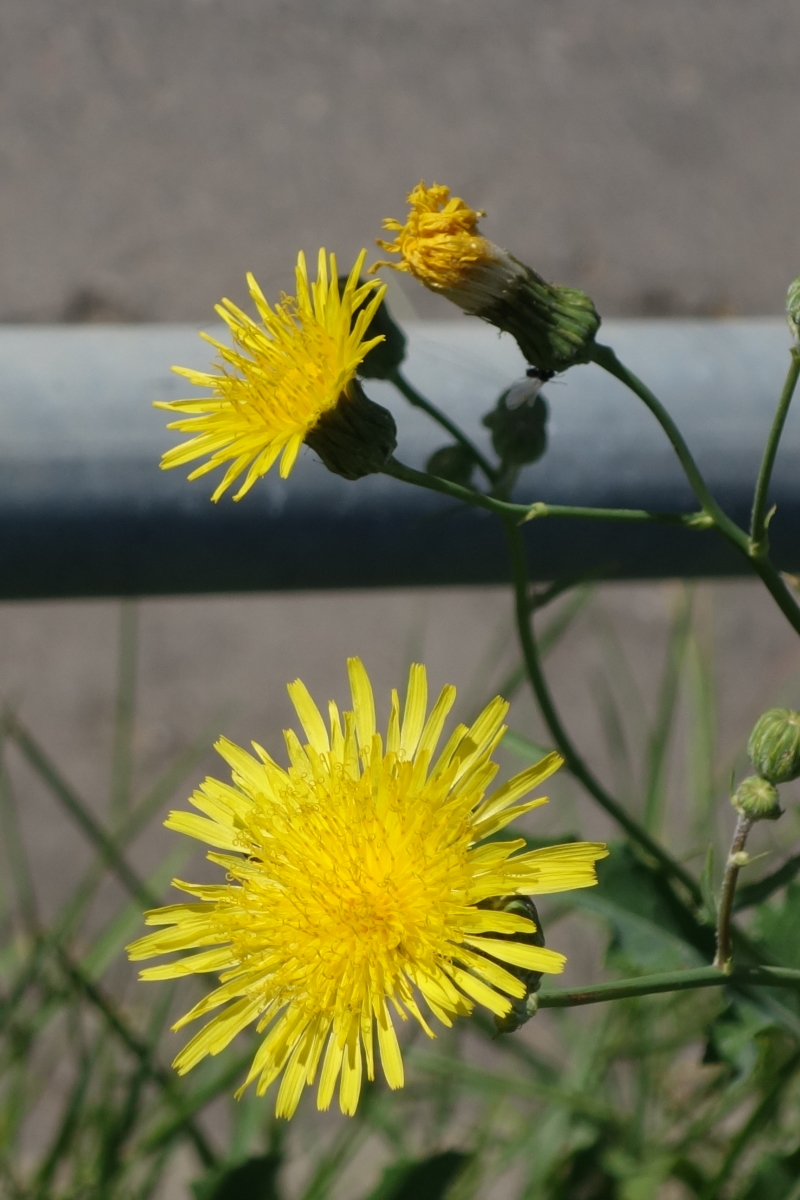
[536, 964, 800, 1009]
[591, 343, 744, 540]
[383, 458, 709, 530]
[593, 342, 800, 638]
[714, 814, 753, 972]
[750, 347, 800, 553]
[388, 367, 499, 484]
[502, 518, 703, 904]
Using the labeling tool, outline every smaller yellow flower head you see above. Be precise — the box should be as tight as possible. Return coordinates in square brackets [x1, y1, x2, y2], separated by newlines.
[128, 659, 607, 1120]
[373, 181, 514, 303]
[156, 250, 386, 501]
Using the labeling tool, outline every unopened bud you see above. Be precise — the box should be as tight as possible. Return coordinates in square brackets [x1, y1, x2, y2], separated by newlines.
[426, 444, 476, 488]
[747, 708, 800, 784]
[338, 274, 407, 380]
[731, 775, 782, 822]
[305, 378, 397, 479]
[787, 276, 800, 342]
[482, 385, 548, 467]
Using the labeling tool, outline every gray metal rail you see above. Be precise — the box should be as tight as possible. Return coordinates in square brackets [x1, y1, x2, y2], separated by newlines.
[1, 319, 798, 599]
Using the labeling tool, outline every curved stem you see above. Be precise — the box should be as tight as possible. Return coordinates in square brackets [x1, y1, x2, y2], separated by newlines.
[383, 458, 712, 531]
[744, 545, 800, 637]
[593, 341, 800, 637]
[714, 815, 753, 972]
[750, 347, 800, 553]
[591, 343, 749, 552]
[536, 964, 800, 1010]
[502, 518, 703, 903]
[388, 367, 499, 484]
[753, 348, 800, 552]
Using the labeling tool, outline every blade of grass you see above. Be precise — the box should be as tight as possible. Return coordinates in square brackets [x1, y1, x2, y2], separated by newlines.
[110, 599, 138, 821]
[0, 714, 221, 1031]
[56, 946, 217, 1169]
[81, 843, 194, 982]
[685, 597, 718, 849]
[4, 712, 158, 910]
[0, 736, 39, 936]
[643, 588, 693, 835]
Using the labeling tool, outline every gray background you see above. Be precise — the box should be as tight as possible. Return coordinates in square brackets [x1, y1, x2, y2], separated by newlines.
[3, 0, 800, 323]
[4, 5, 800, 1192]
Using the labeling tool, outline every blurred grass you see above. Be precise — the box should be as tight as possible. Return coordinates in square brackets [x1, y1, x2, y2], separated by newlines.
[1, 588, 800, 1199]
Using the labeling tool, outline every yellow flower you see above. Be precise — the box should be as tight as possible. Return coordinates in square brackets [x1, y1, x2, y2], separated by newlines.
[373, 182, 601, 374]
[156, 250, 387, 501]
[372, 181, 523, 315]
[128, 659, 607, 1119]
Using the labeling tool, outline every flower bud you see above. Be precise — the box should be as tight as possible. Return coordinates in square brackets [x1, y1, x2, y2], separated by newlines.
[478, 895, 545, 1034]
[304, 378, 397, 479]
[731, 775, 782, 822]
[426, 443, 476, 488]
[338, 274, 407, 380]
[787, 276, 800, 342]
[482, 385, 548, 467]
[747, 708, 800, 784]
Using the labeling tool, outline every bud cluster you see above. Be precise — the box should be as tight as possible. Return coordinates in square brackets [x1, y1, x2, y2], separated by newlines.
[731, 707, 800, 822]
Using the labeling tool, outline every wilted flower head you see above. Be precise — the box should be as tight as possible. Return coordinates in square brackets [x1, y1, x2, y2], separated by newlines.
[156, 251, 388, 500]
[373, 181, 524, 315]
[373, 182, 601, 375]
[128, 659, 607, 1119]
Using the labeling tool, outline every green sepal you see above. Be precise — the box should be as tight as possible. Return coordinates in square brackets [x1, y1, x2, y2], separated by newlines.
[476, 894, 546, 1034]
[482, 390, 548, 467]
[305, 379, 397, 480]
[426, 443, 476, 487]
[338, 274, 407, 379]
[483, 261, 601, 373]
[748, 708, 800, 784]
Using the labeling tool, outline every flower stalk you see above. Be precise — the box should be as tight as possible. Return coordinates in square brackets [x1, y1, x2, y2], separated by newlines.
[750, 346, 800, 556]
[713, 815, 753, 973]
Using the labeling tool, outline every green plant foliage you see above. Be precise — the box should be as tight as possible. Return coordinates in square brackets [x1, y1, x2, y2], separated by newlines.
[364, 1151, 470, 1200]
[192, 1154, 282, 1200]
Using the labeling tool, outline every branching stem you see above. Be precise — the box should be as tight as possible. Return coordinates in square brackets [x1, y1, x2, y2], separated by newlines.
[750, 346, 800, 554]
[537, 964, 800, 1009]
[388, 368, 499, 484]
[714, 815, 753, 972]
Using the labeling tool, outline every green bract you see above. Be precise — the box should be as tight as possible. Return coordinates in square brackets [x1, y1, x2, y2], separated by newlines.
[748, 707, 800, 784]
[731, 774, 782, 822]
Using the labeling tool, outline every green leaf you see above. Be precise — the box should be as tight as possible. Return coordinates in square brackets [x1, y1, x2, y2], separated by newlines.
[738, 1144, 800, 1200]
[753, 883, 800, 969]
[364, 1151, 469, 1200]
[568, 843, 713, 969]
[735, 853, 800, 911]
[192, 1154, 282, 1200]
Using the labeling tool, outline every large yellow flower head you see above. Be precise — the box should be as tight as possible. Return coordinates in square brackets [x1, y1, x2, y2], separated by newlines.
[128, 659, 607, 1119]
[372, 181, 523, 314]
[156, 250, 387, 501]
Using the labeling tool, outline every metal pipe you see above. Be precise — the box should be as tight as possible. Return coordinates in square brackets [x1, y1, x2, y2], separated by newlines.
[0, 319, 797, 599]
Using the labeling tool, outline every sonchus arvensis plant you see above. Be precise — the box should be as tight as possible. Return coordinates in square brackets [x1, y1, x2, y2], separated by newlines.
[128, 660, 607, 1119]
